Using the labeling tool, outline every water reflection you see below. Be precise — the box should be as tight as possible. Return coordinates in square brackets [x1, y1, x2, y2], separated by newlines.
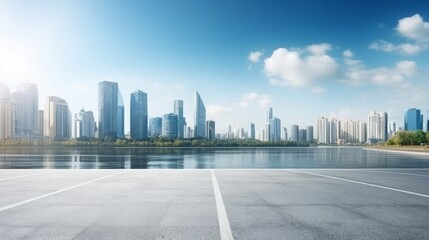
[0, 147, 428, 169]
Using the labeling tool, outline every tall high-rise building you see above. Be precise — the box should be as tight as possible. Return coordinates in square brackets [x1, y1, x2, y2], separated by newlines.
[299, 129, 307, 142]
[74, 109, 95, 139]
[11, 83, 38, 137]
[194, 91, 206, 138]
[269, 117, 281, 142]
[130, 90, 148, 140]
[35, 110, 44, 136]
[117, 90, 125, 138]
[317, 116, 330, 144]
[162, 113, 178, 138]
[291, 124, 299, 142]
[367, 111, 388, 143]
[0, 83, 12, 140]
[98, 81, 118, 139]
[250, 123, 255, 140]
[282, 127, 288, 141]
[404, 108, 423, 131]
[44, 96, 71, 140]
[306, 126, 314, 142]
[149, 117, 162, 137]
[426, 111, 429, 132]
[266, 107, 273, 141]
[358, 121, 367, 143]
[174, 100, 184, 138]
[206, 120, 216, 140]
[329, 118, 338, 144]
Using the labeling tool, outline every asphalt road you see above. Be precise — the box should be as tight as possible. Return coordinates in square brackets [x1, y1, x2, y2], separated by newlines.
[0, 169, 428, 239]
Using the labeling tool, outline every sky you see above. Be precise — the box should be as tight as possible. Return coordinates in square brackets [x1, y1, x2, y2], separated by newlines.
[0, 0, 428, 133]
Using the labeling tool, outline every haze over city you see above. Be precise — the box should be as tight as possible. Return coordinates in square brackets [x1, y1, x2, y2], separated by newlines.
[1, 0, 428, 133]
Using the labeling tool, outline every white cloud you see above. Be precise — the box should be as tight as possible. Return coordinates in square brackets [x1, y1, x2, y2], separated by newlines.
[206, 105, 234, 117]
[397, 14, 429, 42]
[236, 92, 271, 109]
[311, 86, 325, 93]
[342, 49, 354, 58]
[264, 43, 337, 88]
[248, 51, 263, 63]
[369, 40, 426, 55]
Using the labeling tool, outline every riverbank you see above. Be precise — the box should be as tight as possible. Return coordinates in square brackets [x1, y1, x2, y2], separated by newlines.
[366, 146, 429, 156]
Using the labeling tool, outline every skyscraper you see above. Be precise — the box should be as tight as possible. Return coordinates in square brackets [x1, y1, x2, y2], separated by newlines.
[329, 118, 338, 144]
[74, 109, 95, 139]
[0, 83, 12, 140]
[149, 117, 163, 137]
[206, 120, 216, 140]
[98, 81, 118, 139]
[291, 124, 299, 142]
[427, 111, 429, 132]
[299, 129, 307, 142]
[368, 111, 388, 143]
[317, 116, 330, 144]
[269, 117, 281, 142]
[44, 96, 71, 140]
[306, 126, 314, 142]
[194, 91, 206, 138]
[404, 108, 423, 131]
[174, 100, 184, 138]
[266, 107, 273, 141]
[11, 83, 38, 137]
[162, 113, 178, 138]
[250, 123, 255, 140]
[117, 90, 125, 138]
[130, 90, 148, 140]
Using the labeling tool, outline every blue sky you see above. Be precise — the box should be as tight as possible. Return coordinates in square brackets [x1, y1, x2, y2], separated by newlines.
[0, 0, 428, 133]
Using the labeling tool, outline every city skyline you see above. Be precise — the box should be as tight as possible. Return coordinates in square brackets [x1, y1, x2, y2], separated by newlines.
[0, 0, 428, 132]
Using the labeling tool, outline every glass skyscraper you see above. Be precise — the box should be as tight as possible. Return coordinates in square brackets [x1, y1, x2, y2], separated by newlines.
[0, 83, 12, 140]
[194, 91, 206, 138]
[162, 113, 178, 138]
[44, 96, 71, 140]
[11, 83, 38, 137]
[206, 120, 216, 140]
[130, 90, 148, 140]
[404, 108, 423, 131]
[149, 117, 162, 137]
[98, 81, 118, 139]
[174, 100, 184, 138]
[117, 90, 125, 138]
[269, 117, 281, 142]
[74, 109, 95, 139]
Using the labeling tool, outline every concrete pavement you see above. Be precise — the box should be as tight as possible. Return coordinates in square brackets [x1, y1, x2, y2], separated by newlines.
[0, 169, 428, 239]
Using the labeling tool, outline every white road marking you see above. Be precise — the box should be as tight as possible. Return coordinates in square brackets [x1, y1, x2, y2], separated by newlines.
[0, 170, 130, 213]
[0, 171, 58, 181]
[211, 170, 234, 240]
[288, 170, 429, 199]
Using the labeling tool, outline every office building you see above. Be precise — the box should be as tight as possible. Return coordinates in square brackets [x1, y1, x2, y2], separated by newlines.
[427, 111, 429, 132]
[317, 116, 330, 144]
[162, 113, 178, 138]
[11, 83, 38, 137]
[266, 107, 273, 141]
[174, 100, 184, 138]
[0, 83, 12, 140]
[306, 126, 314, 143]
[250, 123, 255, 140]
[117, 90, 125, 138]
[367, 111, 388, 143]
[194, 91, 206, 138]
[98, 81, 118, 139]
[44, 96, 71, 140]
[299, 129, 307, 142]
[74, 109, 95, 139]
[206, 120, 216, 140]
[358, 121, 367, 143]
[291, 124, 299, 142]
[282, 127, 288, 141]
[130, 90, 148, 140]
[404, 108, 423, 131]
[149, 117, 162, 137]
[269, 117, 281, 142]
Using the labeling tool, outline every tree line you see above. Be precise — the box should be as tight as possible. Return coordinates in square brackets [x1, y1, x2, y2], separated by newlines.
[386, 130, 429, 146]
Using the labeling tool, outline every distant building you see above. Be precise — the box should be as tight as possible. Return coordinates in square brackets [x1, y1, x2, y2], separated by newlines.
[130, 90, 148, 140]
[74, 109, 95, 139]
[299, 129, 307, 142]
[427, 111, 429, 132]
[149, 117, 162, 137]
[11, 83, 38, 137]
[0, 83, 12, 140]
[194, 91, 206, 138]
[36, 110, 44, 136]
[367, 111, 388, 143]
[250, 123, 255, 140]
[174, 100, 185, 138]
[98, 81, 118, 139]
[206, 120, 216, 140]
[162, 113, 178, 138]
[269, 117, 281, 142]
[266, 107, 273, 141]
[291, 125, 299, 142]
[282, 127, 288, 141]
[317, 117, 330, 144]
[44, 96, 71, 140]
[117, 90, 125, 138]
[404, 108, 423, 131]
[358, 121, 367, 143]
[306, 126, 314, 143]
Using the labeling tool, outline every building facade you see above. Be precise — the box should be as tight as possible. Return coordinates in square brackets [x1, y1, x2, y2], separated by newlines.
[269, 117, 281, 142]
[130, 90, 148, 140]
[11, 83, 38, 137]
[174, 100, 184, 138]
[74, 109, 95, 139]
[0, 83, 12, 140]
[149, 117, 162, 137]
[44, 96, 71, 140]
[404, 108, 423, 131]
[206, 120, 216, 140]
[291, 124, 299, 142]
[367, 111, 388, 143]
[98, 81, 118, 139]
[162, 113, 178, 138]
[194, 91, 206, 138]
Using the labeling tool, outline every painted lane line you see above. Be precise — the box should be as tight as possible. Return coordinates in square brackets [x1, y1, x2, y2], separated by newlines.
[288, 170, 429, 199]
[211, 170, 234, 240]
[0, 171, 58, 182]
[363, 170, 429, 178]
[0, 170, 130, 213]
